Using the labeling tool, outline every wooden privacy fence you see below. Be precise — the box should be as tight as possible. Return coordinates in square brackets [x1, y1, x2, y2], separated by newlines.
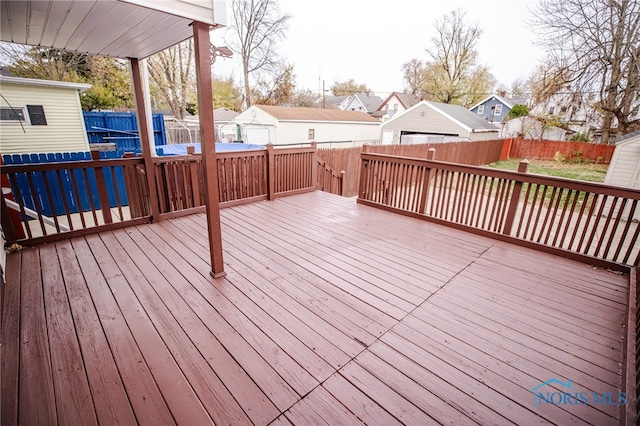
[358, 150, 640, 269]
[503, 138, 616, 163]
[1, 151, 150, 246]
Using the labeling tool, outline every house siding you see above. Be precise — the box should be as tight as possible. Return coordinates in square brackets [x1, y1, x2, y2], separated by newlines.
[0, 83, 89, 154]
[604, 134, 640, 220]
[277, 121, 380, 145]
[233, 106, 380, 146]
[381, 103, 470, 144]
[471, 97, 512, 122]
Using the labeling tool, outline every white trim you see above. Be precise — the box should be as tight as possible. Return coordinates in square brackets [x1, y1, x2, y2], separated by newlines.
[0, 75, 91, 91]
[477, 105, 484, 114]
[0, 105, 30, 124]
[494, 104, 503, 116]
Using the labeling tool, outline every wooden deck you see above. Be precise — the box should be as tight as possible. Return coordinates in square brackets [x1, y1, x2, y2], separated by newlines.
[1, 191, 630, 425]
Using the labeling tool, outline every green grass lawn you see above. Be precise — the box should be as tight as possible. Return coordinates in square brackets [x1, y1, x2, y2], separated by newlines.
[487, 158, 609, 183]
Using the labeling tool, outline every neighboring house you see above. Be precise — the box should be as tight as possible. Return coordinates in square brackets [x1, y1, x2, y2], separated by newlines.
[233, 105, 380, 146]
[603, 131, 640, 220]
[377, 92, 423, 119]
[0, 75, 91, 154]
[501, 115, 570, 141]
[529, 88, 598, 136]
[213, 107, 240, 142]
[380, 100, 499, 145]
[469, 94, 528, 123]
[338, 93, 383, 114]
[321, 95, 348, 109]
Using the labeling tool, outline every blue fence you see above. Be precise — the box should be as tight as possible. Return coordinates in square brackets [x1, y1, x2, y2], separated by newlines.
[2, 151, 129, 217]
[84, 111, 166, 155]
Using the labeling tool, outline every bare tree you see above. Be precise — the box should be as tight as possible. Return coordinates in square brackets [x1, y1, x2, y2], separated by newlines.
[532, 0, 640, 142]
[402, 59, 429, 95]
[404, 10, 495, 107]
[230, 0, 290, 108]
[147, 40, 194, 120]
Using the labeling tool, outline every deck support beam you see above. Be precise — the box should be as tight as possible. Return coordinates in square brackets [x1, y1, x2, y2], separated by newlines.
[193, 21, 226, 278]
[129, 57, 160, 222]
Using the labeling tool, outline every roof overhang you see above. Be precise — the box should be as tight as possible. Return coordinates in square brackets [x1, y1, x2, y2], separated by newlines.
[0, 0, 227, 59]
[0, 74, 91, 91]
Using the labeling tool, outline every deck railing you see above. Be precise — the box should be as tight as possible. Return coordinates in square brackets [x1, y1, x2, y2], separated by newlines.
[316, 158, 344, 196]
[1, 151, 150, 246]
[2, 144, 317, 244]
[358, 150, 640, 269]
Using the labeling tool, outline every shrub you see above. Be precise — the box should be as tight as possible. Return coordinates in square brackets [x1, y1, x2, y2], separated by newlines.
[554, 151, 566, 163]
[571, 132, 590, 142]
[507, 104, 529, 119]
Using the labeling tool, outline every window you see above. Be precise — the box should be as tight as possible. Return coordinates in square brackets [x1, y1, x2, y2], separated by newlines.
[308, 129, 315, 140]
[27, 105, 47, 125]
[494, 104, 502, 116]
[548, 106, 556, 115]
[0, 106, 28, 122]
[392, 103, 398, 111]
[477, 105, 484, 114]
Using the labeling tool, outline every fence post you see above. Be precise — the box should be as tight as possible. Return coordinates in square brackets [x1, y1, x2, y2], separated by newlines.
[340, 171, 345, 197]
[186, 145, 196, 155]
[418, 148, 436, 214]
[310, 141, 318, 192]
[267, 143, 275, 200]
[503, 159, 529, 236]
[91, 150, 113, 224]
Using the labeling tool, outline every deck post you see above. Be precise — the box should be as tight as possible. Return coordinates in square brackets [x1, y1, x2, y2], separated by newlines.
[193, 20, 225, 278]
[340, 171, 346, 196]
[129, 58, 160, 222]
[310, 142, 318, 193]
[90, 150, 113, 224]
[503, 159, 529, 236]
[267, 144, 275, 200]
[358, 145, 370, 199]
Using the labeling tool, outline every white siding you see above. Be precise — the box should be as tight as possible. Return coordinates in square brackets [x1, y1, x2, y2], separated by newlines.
[381, 103, 470, 144]
[276, 121, 380, 146]
[0, 83, 89, 154]
[604, 134, 640, 220]
[605, 137, 640, 188]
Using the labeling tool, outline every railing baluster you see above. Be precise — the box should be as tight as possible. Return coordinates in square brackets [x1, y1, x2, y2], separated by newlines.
[615, 200, 638, 262]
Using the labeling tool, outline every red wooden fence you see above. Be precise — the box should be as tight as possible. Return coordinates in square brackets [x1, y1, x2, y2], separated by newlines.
[502, 138, 616, 163]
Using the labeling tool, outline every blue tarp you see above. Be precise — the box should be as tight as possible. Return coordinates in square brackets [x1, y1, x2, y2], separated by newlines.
[155, 143, 264, 156]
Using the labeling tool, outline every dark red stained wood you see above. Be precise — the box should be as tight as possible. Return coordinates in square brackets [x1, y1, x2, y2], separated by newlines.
[89, 232, 213, 425]
[154, 219, 322, 396]
[140, 223, 302, 412]
[339, 361, 439, 425]
[354, 347, 481, 425]
[18, 248, 57, 424]
[285, 385, 366, 426]
[322, 373, 402, 425]
[112, 226, 278, 425]
[55, 240, 137, 425]
[1, 252, 21, 425]
[39, 244, 98, 425]
[1, 191, 632, 425]
[72, 237, 176, 425]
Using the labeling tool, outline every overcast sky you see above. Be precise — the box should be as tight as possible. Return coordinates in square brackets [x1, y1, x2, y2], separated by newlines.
[211, 0, 546, 97]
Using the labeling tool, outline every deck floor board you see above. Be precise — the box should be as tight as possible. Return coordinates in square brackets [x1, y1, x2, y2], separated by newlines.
[1, 191, 630, 425]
